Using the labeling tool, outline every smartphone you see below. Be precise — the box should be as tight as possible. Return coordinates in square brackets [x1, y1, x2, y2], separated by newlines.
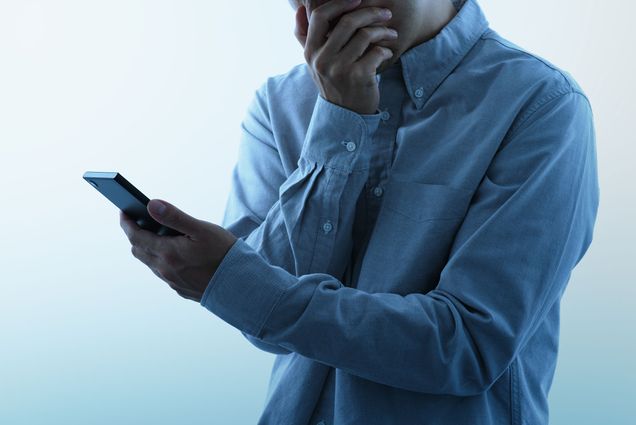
[83, 171, 184, 237]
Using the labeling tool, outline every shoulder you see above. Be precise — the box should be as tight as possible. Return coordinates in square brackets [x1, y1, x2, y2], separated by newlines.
[252, 63, 319, 145]
[466, 28, 592, 137]
[257, 63, 318, 110]
[477, 28, 586, 96]
[245, 64, 319, 170]
[244, 63, 317, 130]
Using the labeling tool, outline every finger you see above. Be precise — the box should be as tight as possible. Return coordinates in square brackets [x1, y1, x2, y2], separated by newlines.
[175, 289, 201, 302]
[355, 45, 394, 75]
[338, 26, 398, 64]
[172, 285, 202, 302]
[119, 210, 147, 235]
[150, 267, 200, 301]
[131, 244, 159, 268]
[323, 7, 393, 54]
[150, 267, 184, 294]
[305, 0, 362, 60]
[175, 291, 200, 302]
[119, 210, 141, 241]
[147, 199, 202, 237]
[120, 211, 163, 252]
[294, 5, 309, 47]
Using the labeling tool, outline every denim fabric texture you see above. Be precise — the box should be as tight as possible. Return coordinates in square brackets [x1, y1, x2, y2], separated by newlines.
[200, 0, 600, 423]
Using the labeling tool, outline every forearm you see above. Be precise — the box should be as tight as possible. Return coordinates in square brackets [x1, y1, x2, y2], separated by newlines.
[221, 90, 380, 354]
[204, 90, 599, 391]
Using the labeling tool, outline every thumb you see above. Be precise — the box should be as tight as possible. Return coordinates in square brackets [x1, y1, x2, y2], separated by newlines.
[147, 199, 200, 236]
[294, 5, 308, 48]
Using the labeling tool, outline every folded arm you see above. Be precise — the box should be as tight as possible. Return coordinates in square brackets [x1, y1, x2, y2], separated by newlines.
[203, 90, 600, 394]
[221, 80, 380, 354]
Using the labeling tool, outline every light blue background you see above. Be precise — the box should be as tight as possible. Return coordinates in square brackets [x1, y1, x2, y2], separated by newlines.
[0, 0, 633, 423]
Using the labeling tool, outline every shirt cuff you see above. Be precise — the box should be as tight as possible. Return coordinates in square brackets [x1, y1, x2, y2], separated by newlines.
[200, 237, 297, 338]
[300, 95, 381, 173]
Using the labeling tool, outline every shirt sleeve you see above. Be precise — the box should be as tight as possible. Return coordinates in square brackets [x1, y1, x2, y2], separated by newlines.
[219, 80, 381, 354]
[202, 89, 600, 394]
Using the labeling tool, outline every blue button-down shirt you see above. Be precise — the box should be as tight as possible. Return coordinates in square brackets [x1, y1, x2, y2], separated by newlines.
[200, 0, 600, 423]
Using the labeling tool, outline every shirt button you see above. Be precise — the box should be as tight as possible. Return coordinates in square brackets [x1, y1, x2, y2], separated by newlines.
[380, 110, 391, 121]
[322, 221, 333, 234]
[373, 186, 384, 197]
[414, 87, 424, 98]
[344, 141, 357, 152]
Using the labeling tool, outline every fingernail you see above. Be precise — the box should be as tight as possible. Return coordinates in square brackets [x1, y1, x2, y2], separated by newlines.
[381, 9, 392, 18]
[149, 200, 166, 216]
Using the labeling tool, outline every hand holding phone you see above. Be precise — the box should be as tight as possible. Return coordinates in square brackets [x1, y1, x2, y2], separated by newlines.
[83, 171, 184, 237]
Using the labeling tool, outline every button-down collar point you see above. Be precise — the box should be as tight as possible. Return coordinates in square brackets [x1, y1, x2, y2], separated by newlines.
[398, 0, 489, 108]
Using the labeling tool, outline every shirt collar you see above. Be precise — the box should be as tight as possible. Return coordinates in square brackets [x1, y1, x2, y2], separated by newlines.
[391, 0, 490, 109]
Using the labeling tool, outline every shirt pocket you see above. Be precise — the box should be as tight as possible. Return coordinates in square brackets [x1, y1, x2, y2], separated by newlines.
[382, 178, 473, 223]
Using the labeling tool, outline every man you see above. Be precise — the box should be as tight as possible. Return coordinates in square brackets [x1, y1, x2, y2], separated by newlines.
[119, 0, 600, 423]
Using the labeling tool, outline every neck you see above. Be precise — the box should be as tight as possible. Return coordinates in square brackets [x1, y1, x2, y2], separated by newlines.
[409, 0, 459, 48]
[377, 0, 459, 73]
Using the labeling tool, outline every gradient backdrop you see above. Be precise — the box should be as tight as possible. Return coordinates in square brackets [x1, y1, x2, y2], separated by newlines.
[0, 0, 633, 423]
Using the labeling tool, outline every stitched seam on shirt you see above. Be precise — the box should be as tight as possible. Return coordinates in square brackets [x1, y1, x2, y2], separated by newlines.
[479, 36, 592, 141]
[513, 124, 592, 367]
[200, 238, 242, 306]
[328, 95, 367, 143]
[254, 283, 288, 339]
[322, 168, 348, 272]
[508, 363, 513, 425]
[384, 207, 464, 223]
[511, 358, 521, 425]
[413, 27, 490, 108]
[502, 89, 576, 146]
[308, 164, 336, 273]
[481, 36, 575, 86]
[513, 108, 591, 425]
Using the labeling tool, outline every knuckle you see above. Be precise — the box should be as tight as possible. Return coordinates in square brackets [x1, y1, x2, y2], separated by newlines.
[152, 268, 166, 282]
[155, 266, 168, 279]
[359, 27, 374, 40]
[339, 15, 354, 27]
[330, 64, 346, 77]
[351, 66, 366, 79]
[326, 67, 339, 80]
[312, 9, 326, 23]
[314, 57, 330, 75]
[373, 45, 386, 54]
[163, 270, 176, 283]
[379, 46, 392, 57]
[161, 251, 179, 268]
